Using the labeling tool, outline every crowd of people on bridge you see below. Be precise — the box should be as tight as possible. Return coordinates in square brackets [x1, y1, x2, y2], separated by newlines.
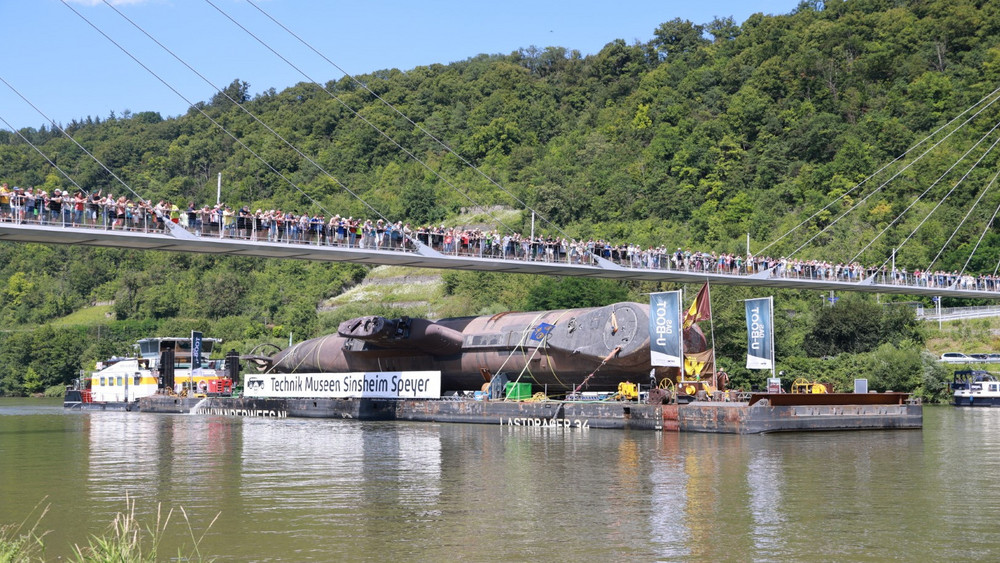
[2, 181, 998, 293]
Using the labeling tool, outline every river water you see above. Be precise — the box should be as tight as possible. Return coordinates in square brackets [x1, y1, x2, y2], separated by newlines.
[0, 399, 997, 561]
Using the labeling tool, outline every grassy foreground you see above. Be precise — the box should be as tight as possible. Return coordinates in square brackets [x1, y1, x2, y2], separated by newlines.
[0, 498, 216, 563]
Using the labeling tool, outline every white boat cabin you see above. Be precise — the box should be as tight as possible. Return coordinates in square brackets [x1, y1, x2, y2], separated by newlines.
[88, 337, 227, 403]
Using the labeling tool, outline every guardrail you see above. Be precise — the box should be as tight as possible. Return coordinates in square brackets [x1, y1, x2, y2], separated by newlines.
[916, 305, 1000, 321]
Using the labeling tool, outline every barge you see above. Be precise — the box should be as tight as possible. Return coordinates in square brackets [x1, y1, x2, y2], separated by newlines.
[138, 390, 921, 434]
[108, 301, 923, 433]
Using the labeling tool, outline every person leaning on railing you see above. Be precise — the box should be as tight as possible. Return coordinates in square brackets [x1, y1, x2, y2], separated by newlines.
[7, 179, 1000, 293]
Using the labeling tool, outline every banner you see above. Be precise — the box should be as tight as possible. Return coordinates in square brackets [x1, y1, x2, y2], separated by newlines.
[191, 330, 203, 377]
[745, 297, 774, 370]
[649, 291, 682, 367]
[243, 371, 441, 399]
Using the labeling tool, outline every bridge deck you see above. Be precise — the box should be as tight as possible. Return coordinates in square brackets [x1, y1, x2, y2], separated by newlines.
[1, 222, 996, 299]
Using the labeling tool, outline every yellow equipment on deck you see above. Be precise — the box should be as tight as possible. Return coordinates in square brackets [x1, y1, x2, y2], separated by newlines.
[616, 382, 639, 400]
[792, 377, 831, 394]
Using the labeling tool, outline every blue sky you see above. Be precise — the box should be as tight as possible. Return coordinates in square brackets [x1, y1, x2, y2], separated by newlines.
[0, 0, 800, 131]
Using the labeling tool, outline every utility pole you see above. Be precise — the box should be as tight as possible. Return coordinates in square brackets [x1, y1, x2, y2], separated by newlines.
[891, 248, 896, 283]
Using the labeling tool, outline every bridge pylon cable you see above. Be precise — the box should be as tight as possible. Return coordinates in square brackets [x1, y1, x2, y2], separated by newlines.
[0, 113, 88, 196]
[925, 160, 1000, 274]
[240, 0, 571, 241]
[97, 0, 365, 223]
[61, 0, 347, 223]
[953, 168, 1000, 279]
[0, 75, 144, 204]
[857, 118, 1000, 267]
[202, 0, 522, 237]
[759, 85, 1000, 259]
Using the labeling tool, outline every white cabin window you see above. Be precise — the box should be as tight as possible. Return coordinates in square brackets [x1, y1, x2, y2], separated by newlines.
[100, 377, 106, 386]
[991, 384, 998, 392]
[116, 376, 123, 386]
[134, 375, 141, 386]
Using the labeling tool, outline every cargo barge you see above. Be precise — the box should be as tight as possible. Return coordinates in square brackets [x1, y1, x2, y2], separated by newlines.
[109, 301, 922, 433]
[138, 391, 921, 434]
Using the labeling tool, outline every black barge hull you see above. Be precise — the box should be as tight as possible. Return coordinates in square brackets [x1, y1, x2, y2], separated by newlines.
[138, 394, 921, 434]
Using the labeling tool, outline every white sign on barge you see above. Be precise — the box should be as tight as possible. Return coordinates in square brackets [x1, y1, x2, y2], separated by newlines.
[243, 371, 441, 399]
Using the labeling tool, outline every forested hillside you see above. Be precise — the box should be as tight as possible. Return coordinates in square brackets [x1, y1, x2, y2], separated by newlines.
[0, 0, 993, 397]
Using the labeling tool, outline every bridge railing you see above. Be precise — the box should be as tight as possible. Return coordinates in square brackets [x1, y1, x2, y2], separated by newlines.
[6, 205, 1000, 294]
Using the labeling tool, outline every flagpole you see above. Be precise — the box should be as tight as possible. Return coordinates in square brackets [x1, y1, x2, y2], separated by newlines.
[707, 280, 717, 389]
[677, 289, 684, 365]
[769, 295, 776, 379]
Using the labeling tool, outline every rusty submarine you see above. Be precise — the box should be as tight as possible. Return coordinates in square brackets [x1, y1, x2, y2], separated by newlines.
[139, 300, 921, 433]
[260, 302, 699, 393]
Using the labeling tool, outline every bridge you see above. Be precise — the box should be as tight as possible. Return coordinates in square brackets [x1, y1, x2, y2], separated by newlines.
[3, 1, 1000, 302]
[1, 218, 997, 299]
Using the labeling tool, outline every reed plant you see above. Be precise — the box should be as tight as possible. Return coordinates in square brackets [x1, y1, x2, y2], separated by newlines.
[0, 496, 217, 563]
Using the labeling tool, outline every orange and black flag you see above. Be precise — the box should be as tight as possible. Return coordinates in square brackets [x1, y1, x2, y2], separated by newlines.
[682, 283, 711, 330]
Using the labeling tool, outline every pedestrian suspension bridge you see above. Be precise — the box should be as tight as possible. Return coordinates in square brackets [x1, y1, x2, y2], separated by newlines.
[2, 0, 1000, 301]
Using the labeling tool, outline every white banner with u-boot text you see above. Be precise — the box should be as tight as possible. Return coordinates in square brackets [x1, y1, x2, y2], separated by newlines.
[243, 371, 441, 399]
[745, 297, 774, 370]
[649, 291, 683, 367]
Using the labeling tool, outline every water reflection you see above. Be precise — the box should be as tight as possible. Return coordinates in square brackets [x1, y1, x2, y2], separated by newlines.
[746, 447, 784, 556]
[649, 432, 689, 559]
[6, 404, 1000, 562]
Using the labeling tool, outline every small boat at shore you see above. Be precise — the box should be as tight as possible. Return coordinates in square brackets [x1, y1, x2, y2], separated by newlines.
[951, 370, 1000, 407]
[64, 336, 233, 410]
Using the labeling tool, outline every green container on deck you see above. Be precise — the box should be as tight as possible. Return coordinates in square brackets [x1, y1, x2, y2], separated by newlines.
[505, 382, 532, 400]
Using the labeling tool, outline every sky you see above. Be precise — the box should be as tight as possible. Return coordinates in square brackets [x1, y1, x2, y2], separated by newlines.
[0, 0, 801, 132]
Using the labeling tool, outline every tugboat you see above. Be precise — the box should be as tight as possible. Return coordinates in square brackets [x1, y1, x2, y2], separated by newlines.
[64, 336, 233, 411]
[951, 370, 1000, 407]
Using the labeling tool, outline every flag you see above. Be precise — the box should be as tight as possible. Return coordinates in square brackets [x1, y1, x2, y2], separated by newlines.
[684, 350, 714, 377]
[745, 297, 774, 370]
[191, 330, 204, 378]
[191, 331, 203, 368]
[649, 291, 682, 367]
[530, 322, 555, 341]
[683, 283, 711, 330]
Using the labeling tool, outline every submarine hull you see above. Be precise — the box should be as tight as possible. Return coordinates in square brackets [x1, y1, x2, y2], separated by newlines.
[268, 302, 685, 392]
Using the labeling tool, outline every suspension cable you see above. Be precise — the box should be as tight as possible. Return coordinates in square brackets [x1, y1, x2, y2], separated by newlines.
[98, 0, 358, 221]
[203, 0, 521, 236]
[926, 156, 1000, 273]
[859, 119, 1000, 267]
[764, 86, 1000, 259]
[241, 0, 570, 240]
[0, 113, 88, 196]
[955, 168, 1000, 278]
[0, 75, 144, 202]
[62, 0, 340, 221]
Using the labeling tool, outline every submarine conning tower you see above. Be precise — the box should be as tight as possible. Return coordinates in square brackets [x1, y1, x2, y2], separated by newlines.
[338, 316, 464, 356]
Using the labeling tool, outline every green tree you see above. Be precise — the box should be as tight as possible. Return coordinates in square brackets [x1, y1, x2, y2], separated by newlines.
[804, 297, 920, 356]
[523, 278, 631, 310]
[651, 18, 708, 59]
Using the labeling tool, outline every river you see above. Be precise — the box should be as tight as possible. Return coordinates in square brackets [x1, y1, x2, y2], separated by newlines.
[0, 399, 997, 561]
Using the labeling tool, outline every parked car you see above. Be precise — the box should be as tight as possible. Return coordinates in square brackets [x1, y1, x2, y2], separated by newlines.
[988, 354, 1000, 363]
[971, 353, 990, 362]
[940, 352, 975, 363]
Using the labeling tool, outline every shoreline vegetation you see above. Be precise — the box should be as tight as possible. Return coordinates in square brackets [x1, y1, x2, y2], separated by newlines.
[0, 497, 216, 563]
